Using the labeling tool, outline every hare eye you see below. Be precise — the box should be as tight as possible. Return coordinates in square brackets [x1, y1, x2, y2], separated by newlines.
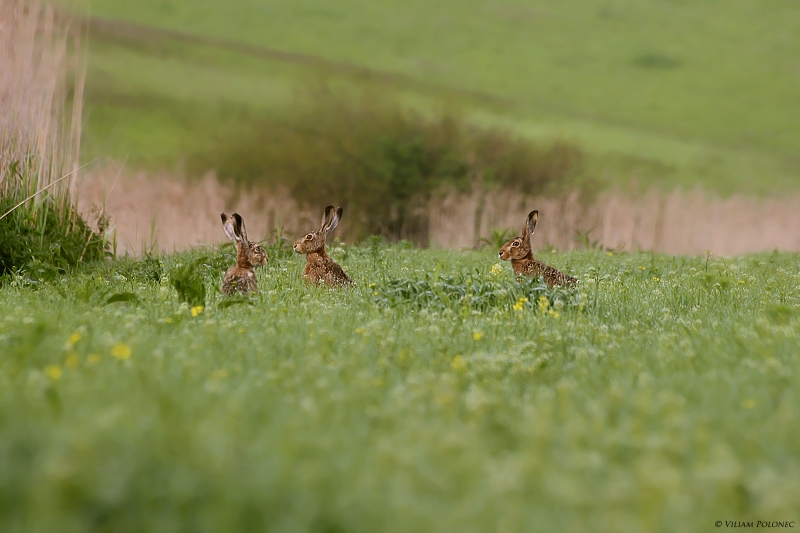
[512, 241, 520, 247]
[306, 234, 313, 240]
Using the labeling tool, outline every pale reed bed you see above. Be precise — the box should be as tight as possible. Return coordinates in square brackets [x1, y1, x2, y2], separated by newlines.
[76, 168, 800, 256]
[0, 0, 82, 206]
[429, 187, 800, 255]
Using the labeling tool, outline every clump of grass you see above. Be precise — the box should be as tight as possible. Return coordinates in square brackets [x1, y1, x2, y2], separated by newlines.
[169, 260, 207, 307]
[0, 0, 106, 277]
[192, 88, 584, 243]
[477, 228, 515, 250]
[114, 254, 164, 284]
[374, 269, 578, 313]
[0, 193, 104, 279]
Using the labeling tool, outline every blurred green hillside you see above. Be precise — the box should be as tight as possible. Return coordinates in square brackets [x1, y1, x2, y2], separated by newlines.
[83, 0, 800, 195]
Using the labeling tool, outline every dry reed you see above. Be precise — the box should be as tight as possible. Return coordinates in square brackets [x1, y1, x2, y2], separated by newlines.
[77, 169, 800, 256]
[0, 0, 83, 212]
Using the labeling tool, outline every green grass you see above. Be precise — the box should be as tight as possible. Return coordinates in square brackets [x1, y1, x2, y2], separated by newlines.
[81, 0, 800, 194]
[2, 245, 799, 531]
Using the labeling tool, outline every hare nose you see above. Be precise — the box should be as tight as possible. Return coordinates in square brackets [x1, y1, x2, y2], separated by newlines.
[498, 251, 503, 257]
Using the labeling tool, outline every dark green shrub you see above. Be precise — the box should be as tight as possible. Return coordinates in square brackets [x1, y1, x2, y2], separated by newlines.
[0, 193, 106, 279]
[192, 89, 584, 243]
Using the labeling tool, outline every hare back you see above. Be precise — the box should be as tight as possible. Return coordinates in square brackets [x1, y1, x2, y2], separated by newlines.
[514, 259, 577, 287]
[303, 259, 352, 286]
[222, 266, 258, 295]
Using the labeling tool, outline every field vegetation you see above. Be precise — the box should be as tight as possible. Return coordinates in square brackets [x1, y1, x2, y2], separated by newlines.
[1, 245, 799, 531]
[81, 0, 800, 194]
[3, 2, 800, 530]
[0, 0, 106, 276]
[191, 89, 585, 242]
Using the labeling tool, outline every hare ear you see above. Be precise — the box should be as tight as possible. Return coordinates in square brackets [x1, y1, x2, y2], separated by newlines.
[320, 205, 336, 233]
[526, 210, 539, 237]
[221, 213, 240, 243]
[325, 206, 343, 234]
[232, 213, 248, 242]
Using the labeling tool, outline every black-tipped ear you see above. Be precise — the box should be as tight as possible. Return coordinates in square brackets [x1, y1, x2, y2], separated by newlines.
[221, 213, 239, 242]
[232, 213, 248, 242]
[326, 207, 343, 233]
[526, 210, 539, 237]
[320, 205, 335, 232]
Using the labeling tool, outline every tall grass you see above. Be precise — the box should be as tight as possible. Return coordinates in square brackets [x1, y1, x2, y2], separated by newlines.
[0, 0, 105, 276]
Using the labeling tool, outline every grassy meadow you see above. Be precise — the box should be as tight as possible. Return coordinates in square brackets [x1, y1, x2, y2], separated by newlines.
[4, 1, 800, 530]
[82, 0, 800, 194]
[1, 245, 799, 531]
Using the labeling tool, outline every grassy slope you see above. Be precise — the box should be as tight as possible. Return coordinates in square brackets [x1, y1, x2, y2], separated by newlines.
[1, 247, 799, 531]
[82, 0, 800, 194]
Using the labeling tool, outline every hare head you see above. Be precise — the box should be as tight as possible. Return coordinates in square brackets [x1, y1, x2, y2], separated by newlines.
[499, 210, 537, 261]
[293, 205, 343, 255]
[220, 213, 268, 268]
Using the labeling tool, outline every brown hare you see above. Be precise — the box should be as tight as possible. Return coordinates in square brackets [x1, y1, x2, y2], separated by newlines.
[499, 210, 577, 287]
[220, 213, 268, 295]
[293, 205, 352, 286]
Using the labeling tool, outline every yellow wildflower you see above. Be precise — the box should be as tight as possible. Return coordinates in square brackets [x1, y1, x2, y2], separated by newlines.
[44, 365, 62, 380]
[538, 295, 550, 314]
[110, 343, 132, 361]
[65, 352, 80, 369]
[548, 309, 560, 318]
[638, 266, 646, 271]
[451, 355, 467, 371]
[165, 317, 174, 323]
[652, 277, 660, 282]
[86, 354, 102, 365]
[65, 332, 81, 349]
[513, 296, 528, 312]
[191, 305, 204, 317]
[473, 332, 483, 341]
[491, 263, 503, 275]
[355, 327, 366, 334]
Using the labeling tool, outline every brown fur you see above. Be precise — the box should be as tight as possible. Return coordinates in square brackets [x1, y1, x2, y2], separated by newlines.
[220, 213, 267, 295]
[293, 205, 352, 286]
[499, 210, 577, 287]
